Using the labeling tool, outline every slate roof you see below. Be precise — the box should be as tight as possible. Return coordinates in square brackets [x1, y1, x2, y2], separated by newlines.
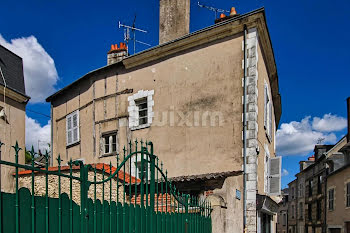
[0, 44, 29, 98]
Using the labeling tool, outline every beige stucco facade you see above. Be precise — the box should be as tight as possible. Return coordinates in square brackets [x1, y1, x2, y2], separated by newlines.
[47, 9, 281, 233]
[0, 89, 28, 192]
[326, 165, 350, 233]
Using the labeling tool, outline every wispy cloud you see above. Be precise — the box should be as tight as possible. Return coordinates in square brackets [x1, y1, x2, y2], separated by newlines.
[281, 169, 289, 176]
[276, 114, 346, 156]
[0, 34, 58, 103]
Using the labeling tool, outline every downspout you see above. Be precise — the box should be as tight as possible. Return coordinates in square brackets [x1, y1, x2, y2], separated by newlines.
[243, 24, 248, 233]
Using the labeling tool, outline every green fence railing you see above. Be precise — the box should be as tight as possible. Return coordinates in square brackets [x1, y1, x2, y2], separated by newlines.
[0, 140, 212, 233]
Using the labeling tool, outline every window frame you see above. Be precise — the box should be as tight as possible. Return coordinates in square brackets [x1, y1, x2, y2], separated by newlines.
[328, 188, 335, 211]
[346, 182, 350, 207]
[264, 82, 273, 142]
[128, 90, 154, 131]
[66, 110, 79, 146]
[101, 132, 118, 156]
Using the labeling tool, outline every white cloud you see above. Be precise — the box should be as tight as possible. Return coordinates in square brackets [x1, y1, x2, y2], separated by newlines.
[281, 169, 289, 176]
[0, 34, 58, 103]
[312, 113, 347, 132]
[25, 116, 51, 153]
[276, 115, 339, 156]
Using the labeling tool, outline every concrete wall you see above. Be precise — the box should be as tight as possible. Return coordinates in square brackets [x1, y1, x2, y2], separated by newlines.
[0, 94, 26, 192]
[327, 166, 350, 233]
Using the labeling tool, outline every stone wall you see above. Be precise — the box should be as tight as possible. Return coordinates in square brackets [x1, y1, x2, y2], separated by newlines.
[18, 170, 125, 205]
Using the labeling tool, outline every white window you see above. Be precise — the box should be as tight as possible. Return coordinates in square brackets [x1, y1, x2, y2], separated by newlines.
[102, 133, 117, 155]
[128, 90, 154, 130]
[264, 82, 273, 141]
[131, 155, 150, 180]
[264, 144, 270, 194]
[66, 110, 79, 146]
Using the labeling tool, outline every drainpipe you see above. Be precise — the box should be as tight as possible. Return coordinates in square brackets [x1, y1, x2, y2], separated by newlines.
[243, 24, 248, 233]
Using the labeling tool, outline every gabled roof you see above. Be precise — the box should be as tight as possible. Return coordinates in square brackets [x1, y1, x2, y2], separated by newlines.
[46, 7, 281, 125]
[0, 44, 29, 99]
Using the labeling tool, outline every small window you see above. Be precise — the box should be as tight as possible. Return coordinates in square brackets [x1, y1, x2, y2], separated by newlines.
[347, 182, 350, 207]
[328, 188, 334, 211]
[135, 161, 149, 180]
[135, 97, 148, 126]
[66, 111, 79, 146]
[291, 205, 295, 219]
[316, 200, 321, 220]
[283, 213, 287, 226]
[299, 202, 303, 219]
[103, 133, 117, 154]
[308, 204, 312, 221]
[309, 180, 313, 197]
[317, 175, 322, 194]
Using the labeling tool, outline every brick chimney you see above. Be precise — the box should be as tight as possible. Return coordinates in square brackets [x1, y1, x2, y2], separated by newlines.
[107, 43, 127, 65]
[159, 0, 190, 44]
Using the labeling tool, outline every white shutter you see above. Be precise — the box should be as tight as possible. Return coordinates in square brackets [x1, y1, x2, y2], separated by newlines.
[66, 116, 72, 145]
[269, 101, 272, 139]
[269, 156, 281, 196]
[264, 85, 267, 128]
[66, 111, 79, 145]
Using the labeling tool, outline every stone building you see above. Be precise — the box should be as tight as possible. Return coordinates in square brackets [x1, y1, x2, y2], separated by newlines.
[277, 189, 289, 233]
[288, 180, 298, 233]
[0, 45, 30, 192]
[326, 97, 350, 233]
[46, 3, 282, 233]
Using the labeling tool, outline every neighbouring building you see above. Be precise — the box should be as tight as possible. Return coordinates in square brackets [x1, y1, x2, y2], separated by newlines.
[277, 189, 289, 233]
[0, 44, 30, 192]
[288, 180, 297, 233]
[326, 97, 350, 233]
[46, 3, 282, 233]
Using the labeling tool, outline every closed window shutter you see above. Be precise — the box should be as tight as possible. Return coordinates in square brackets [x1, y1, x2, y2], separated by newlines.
[264, 85, 267, 128]
[269, 156, 281, 195]
[67, 116, 72, 145]
[66, 111, 79, 145]
[269, 101, 272, 139]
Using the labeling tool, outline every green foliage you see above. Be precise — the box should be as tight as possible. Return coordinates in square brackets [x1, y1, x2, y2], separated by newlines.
[25, 149, 31, 164]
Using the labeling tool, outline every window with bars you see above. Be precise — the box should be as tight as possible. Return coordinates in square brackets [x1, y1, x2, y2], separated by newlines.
[135, 97, 148, 126]
[328, 188, 334, 211]
[103, 134, 117, 154]
[66, 111, 79, 146]
[346, 182, 350, 207]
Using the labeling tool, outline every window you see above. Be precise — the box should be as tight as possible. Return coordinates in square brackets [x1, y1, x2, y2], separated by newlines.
[102, 133, 117, 155]
[308, 180, 313, 197]
[346, 182, 350, 207]
[316, 200, 321, 220]
[128, 90, 154, 130]
[299, 202, 303, 219]
[66, 111, 79, 146]
[291, 187, 295, 199]
[317, 175, 322, 194]
[264, 83, 273, 140]
[135, 97, 148, 125]
[131, 155, 150, 181]
[308, 204, 312, 221]
[264, 145, 270, 194]
[299, 183, 304, 197]
[328, 188, 334, 211]
[283, 213, 287, 226]
[291, 205, 295, 219]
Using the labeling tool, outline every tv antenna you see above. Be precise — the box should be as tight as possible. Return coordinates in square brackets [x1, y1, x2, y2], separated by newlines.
[197, 1, 230, 19]
[118, 15, 151, 55]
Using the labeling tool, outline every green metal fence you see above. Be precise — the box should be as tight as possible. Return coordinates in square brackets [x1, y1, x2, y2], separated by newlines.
[0, 140, 211, 233]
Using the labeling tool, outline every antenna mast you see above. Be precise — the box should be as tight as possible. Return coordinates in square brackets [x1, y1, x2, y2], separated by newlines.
[118, 18, 150, 55]
[197, 1, 230, 19]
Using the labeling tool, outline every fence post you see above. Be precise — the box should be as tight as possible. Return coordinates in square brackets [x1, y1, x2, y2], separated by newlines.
[12, 142, 21, 233]
[149, 142, 155, 233]
[77, 161, 90, 233]
[185, 194, 189, 233]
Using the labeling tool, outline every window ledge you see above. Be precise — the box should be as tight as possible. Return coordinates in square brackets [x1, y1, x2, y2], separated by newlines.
[131, 123, 151, 131]
[66, 141, 80, 149]
[99, 152, 118, 158]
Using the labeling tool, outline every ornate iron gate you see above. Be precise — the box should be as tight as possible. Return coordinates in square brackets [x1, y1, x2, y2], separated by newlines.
[0, 140, 211, 233]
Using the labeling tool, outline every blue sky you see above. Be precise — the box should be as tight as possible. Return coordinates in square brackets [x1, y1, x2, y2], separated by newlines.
[0, 0, 349, 188]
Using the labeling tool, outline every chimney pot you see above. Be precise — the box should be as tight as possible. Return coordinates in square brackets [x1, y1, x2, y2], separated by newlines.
[107, 42, 127, 65]
[220, 13, 226, 18]
[230, 7, 237, 16]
